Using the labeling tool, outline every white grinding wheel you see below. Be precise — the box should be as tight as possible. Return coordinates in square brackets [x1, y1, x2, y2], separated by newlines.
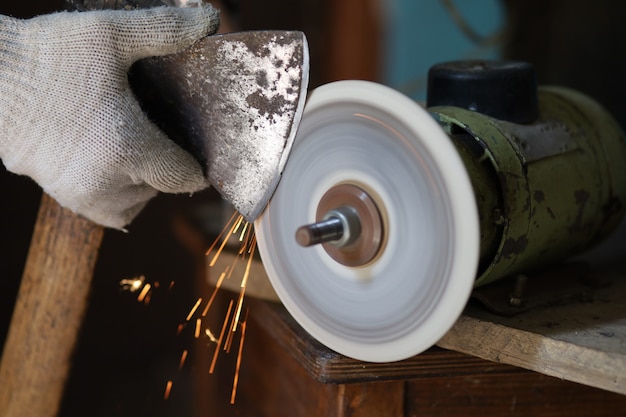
[254, 80, 480, 362]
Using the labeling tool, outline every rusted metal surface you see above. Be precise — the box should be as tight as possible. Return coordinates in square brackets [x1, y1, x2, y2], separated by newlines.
[133, 31, 309, 221]
[65, 0, 310, 222]
[431, 86, 626, 287]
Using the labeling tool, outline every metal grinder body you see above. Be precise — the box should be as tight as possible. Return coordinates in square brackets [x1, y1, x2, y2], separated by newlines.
[255, 61, 626, 362]
[433, 85, 626, 287]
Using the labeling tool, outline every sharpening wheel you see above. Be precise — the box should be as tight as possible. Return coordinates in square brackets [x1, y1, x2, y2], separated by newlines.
[255, 80, 480, 362]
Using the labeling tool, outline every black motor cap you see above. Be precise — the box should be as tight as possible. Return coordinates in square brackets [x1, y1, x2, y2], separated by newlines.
[426, 60, 539, 124]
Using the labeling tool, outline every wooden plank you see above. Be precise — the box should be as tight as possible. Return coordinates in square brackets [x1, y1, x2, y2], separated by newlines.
[438, 222, 626, 396]
[438, 312, 626, 395]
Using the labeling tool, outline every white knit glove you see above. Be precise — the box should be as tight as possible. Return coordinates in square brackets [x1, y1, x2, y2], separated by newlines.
[0, 5, 219, 229]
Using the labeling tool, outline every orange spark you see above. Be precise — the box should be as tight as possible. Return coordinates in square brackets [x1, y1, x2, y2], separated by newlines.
[186, 297, 203, 321]
[119, 275, 145, 292]
[202, 271, 227, 317]
[232, 237, 256, 333]
[205, 328, 218, 343]
[178, 350, 188, 370]
[210, 300, 234, 374]
[225, 317, 237, 353]
[238, 225, 253, 255]
[205, 210, 239, 257]
[232, 215, 245, 234]
[137, 283, 151, 303]
[164, 380, 173, 400]
[195, 318, 202, 339]
[231, 309, 249, 404]
[225, 236, 256, 353]
[209, 215, 243, 267]
[227, 251, 243, 280]
[239, 221, 250, 242]
[157, 214, 259, 405]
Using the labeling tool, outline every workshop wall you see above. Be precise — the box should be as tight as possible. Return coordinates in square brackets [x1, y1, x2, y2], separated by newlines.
[382, 0, 504, 101]
[381, 0, 626, 132]
[503, 0, 626, 129]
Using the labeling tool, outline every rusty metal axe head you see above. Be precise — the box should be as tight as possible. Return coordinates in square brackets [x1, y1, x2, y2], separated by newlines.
[132, 30, 310, 221]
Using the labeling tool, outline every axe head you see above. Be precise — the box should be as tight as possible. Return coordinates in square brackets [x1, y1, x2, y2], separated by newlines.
[132, 31, 310, 221]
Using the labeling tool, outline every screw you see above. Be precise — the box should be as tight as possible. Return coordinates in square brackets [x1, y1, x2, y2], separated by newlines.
[508, 274, 528, 307]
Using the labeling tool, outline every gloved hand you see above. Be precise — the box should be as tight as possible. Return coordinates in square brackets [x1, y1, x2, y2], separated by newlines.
[0, 5, 219, 229]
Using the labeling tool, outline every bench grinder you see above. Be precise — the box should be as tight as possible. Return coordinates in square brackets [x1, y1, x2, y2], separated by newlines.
[254, 61, 626, 362]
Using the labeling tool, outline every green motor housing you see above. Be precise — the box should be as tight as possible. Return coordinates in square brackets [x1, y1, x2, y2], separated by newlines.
[427, 61, 626, 286]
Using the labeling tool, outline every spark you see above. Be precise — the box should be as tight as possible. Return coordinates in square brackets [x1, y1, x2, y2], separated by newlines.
[205, 211, 239, 258]
[242, 236, 257, 286]
[239, 225, 253, 255]
[227, 251, 243, 279]
[185, 297, 203, 322]
[224, 236, 256, 353]
[225, 320, 236, 353]
[205, 328, 218, 343]
[117, 250, 256, 406]
[210, 300, 234, 374]
[137, 283, 151, 303]
[202, 271, 227, 317]
[195, 318, 202, 339]
[232, 215, 245, 234]
[231, 309, 249, 404]
[125, 211, 261, 406]
[239, 221, 250, 242]
[178, 350, 188, 370]
[208, 215, 243, 267]
[206, 212, 243, 266]
[119, 275, 145, 292]
[164, 380, 173, 400]
[232, 237, 256, 333]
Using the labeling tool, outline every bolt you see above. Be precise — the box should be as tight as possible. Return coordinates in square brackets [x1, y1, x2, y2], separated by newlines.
[508, 274, 528, 307]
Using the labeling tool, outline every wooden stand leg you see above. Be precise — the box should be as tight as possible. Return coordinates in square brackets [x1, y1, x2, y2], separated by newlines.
[0, 194, 104, 417]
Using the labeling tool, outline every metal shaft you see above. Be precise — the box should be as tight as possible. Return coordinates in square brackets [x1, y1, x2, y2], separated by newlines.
[296, 217, 344, 247]
[295, 206, 363, 248]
